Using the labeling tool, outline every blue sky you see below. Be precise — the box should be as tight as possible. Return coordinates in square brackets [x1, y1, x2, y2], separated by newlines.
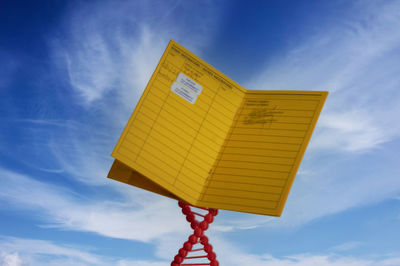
[1, 0, 400, 265]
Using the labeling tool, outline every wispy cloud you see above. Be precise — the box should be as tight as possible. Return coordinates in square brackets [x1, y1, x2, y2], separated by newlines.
[0, 236, 169, 266]
[56, 0, 222, 106]
[0, 251, 22, 266]
[0, 118, 111, 185]
[0, 236, 102, 266]
[330, 241, 362, 252]
[1, 234, 400, 266]
[247, 0, 400, 153]
[0, 167, 187, 242]
[204, 235, 400, 266]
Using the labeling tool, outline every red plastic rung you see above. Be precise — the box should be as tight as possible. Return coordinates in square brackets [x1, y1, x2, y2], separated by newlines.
[191, 211, 206, 217]
[181, 263, 210, 266]
[185, 255, 208, 259]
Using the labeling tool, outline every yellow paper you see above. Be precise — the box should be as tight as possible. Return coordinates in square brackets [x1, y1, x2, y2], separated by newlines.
[108, 40, 328, 216]
[108, 160, 178, 200]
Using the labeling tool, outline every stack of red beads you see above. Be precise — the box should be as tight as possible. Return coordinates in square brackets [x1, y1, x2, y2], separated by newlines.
[171, 201, 219, 266]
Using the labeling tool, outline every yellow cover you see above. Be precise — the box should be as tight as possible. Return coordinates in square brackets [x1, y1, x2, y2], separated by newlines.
[108, 40, 328, 216]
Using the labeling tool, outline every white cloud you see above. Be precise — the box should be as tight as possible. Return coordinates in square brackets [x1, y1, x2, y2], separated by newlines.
[330, 241, 362, 252]
[2, 234, 400, 266]
[45, 120, 115, 185]
[210, 236, 400, 266]
[0, 237, 101, 266]
[64, 33, 116, 103]
[0, 236, 169, 266]
[62, 24, 167, 107]
[0, 118, 112, 186]
[116, 260, 167, 266]
[56, 0, 222, 106]
[2, 235, 400, 266]
[0, 167, 187, 242]
[0, 252, 22, 266]
[246, 0, 400, 153]
[310, 109, 390, 152]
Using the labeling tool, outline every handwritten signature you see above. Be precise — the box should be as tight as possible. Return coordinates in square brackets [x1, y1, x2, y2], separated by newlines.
[243, 106, 282, 127]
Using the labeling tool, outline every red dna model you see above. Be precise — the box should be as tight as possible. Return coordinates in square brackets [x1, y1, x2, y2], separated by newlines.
[171, 201, 219, 266]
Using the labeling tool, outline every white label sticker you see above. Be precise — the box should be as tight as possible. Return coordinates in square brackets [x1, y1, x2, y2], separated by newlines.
[171, 82, 198, 104]
[177, 73, 203, 95]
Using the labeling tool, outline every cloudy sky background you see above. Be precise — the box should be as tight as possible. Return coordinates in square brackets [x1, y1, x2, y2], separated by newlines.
[1, 0, 400, 265]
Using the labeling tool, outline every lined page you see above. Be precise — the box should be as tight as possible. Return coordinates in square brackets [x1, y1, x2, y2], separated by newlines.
[198, 91, 328, 216]
[111, 41, 244, 203]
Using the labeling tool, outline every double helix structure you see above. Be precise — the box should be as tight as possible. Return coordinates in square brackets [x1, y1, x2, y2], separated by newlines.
[171, 201, 219, 266]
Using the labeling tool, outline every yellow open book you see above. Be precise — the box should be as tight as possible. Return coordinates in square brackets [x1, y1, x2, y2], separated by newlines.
[108, 40, 328, 216]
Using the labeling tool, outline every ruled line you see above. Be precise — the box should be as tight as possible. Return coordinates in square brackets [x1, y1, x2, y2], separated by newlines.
[202, 195, 278, 204]
[235, 121, 311, 126]
[217, 159, 293, 166]
[229, 132, 307, 137]
[200, 200, 277, 210]
[202, 192, 280, 201]
[244, 98, 320, 102]
[245, 92, 325, 96]
[221, 152, 297, 159]
[233, 127, 308, 132]
[201, 187, 283, 195]
[240, 107, 317, 111]
[208, 179, 285, 188]
[216, 166, 290, 173]
[222, 146, 301, 152]
[236, 114, 314, 119]
[226, 139, 303, 145]
[228, 134, 304, 139]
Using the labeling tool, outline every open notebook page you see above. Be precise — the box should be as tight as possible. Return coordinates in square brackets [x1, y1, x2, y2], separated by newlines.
[111, 41, 244, 204]
[198, 91, 328, 216]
